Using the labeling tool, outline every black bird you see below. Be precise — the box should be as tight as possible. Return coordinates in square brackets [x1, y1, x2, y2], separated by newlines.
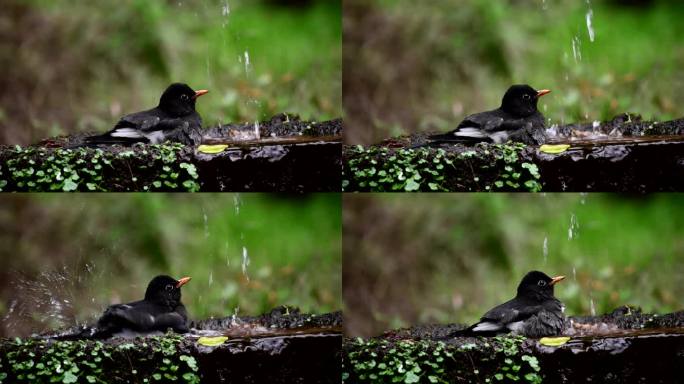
[94, 275, 192, 338]
[426, 84, 550, 146]
[454, 271, 566, 338]
[82, 83, 208, 146]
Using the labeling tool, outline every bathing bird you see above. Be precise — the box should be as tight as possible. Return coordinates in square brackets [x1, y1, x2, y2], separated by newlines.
[81, 83, 208, 146]
[94, 275, 192, 338]
[423, 84, 550, 146]
[452, 271, 566, 338]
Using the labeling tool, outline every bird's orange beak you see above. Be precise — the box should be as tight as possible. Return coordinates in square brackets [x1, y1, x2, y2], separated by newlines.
[193, 90, 209, 100]
[176, 276, 192, 288]
[536, 89, 551, 98]
[549, 275, 565, 286]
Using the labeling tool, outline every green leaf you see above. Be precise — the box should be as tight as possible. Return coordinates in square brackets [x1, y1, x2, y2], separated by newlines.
[62, 179, 78, 192]
[404, 178, 420, 191]
[62, 371, 78, 383]
[197, 144, 228, 154]
[197, 336, 229, 346]
[539, 144, 570, 154]
[404, 371, 420, 383]
[539, 336, 571, 346]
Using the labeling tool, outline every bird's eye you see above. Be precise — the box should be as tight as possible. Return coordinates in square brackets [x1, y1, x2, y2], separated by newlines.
[523, 94, 531, 100]
[181, 94, 189, 101]
[165, 284, 174, 291]
[537, 280, 546, 286]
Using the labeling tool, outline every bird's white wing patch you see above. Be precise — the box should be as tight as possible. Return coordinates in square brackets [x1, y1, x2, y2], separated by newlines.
[472, 322, 502, 332]
[454, 127, 487, 138]
[110, 128, 144, 139]
[506, 321, 525, 333]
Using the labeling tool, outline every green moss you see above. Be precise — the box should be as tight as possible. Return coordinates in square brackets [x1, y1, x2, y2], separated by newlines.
[343, 142, 541, 192]
[0, 143, 199, 192]
[0, 334, 199, 384]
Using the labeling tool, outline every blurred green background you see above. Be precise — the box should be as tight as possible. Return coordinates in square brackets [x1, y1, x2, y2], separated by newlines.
[0, 194, 341, 337]
[344, 0, 684, 145]
[343, 194, 684, 337]
[0, 0, 341, 146]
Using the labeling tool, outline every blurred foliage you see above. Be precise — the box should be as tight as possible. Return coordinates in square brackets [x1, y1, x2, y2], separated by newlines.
[344, 0, 684, 145]
[0, 0, 341, 145]
[0, 194, 341, 337]
[343, 194, 684, 337]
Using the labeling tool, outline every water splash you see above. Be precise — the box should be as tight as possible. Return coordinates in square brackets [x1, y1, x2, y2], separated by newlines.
[2, 265, 98, 335]
[230, 306, 241, 326]
[209, 271, 214, 286]
[543, 237, 549, 265]
[242, 246, 250, 281]
[254, 121, 261, 139]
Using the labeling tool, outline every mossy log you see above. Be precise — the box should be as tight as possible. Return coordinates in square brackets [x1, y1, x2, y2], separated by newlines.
[343, 306, 684, 383]
[343, 114, 684, 192]
[0, 308, 342, 384]
[0, 115, 342, 192]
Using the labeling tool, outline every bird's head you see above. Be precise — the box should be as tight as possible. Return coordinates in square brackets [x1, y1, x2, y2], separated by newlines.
[144, 275, 191, 307]
[516, 270, 564, 301]
[159, 83, 209, 117]
[500, 84, 550, 117]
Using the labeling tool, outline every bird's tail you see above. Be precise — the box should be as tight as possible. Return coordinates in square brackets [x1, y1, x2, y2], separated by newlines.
[40, 325, 101, 340]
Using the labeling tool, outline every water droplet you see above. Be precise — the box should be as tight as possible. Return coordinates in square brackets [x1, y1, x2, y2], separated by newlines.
[573, 267, 577, 281]
[571, 36, 582, 63]
[243, 51, 251, 75]
[590, 294, 596, 316]
[580, 192, 588, 205]
[568, 213, 579, 240]
[543, 237, 549, 265]
[233, 194, 242, 215]
[254, 121, 261, 139]
[209, 272, 213, 286]
[242, 246, 250, 281]
[585, 9, 595, 42]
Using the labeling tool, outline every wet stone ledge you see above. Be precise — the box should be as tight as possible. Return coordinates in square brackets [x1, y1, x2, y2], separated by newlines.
[0, 307, 342, 384]
[343, 306, 684, 384]
[0, 115, 342, 192]
[343, 114, 684, 192]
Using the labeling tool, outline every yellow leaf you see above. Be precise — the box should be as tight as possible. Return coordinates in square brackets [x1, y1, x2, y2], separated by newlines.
[198, 145, 228, 154]
[197, 336, 229, 346]
[539, 337, 571, 346]
[539, 144, 570, 154]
